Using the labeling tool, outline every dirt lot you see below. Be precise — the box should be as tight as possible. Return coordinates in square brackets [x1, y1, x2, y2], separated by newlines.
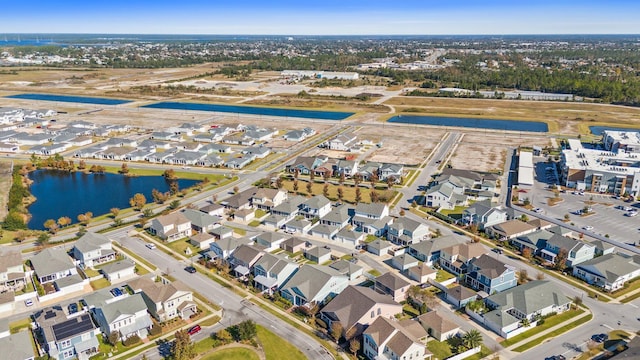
[449, 133, 551, 173]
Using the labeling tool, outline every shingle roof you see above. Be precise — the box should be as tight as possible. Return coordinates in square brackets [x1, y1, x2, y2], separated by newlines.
[100, 259, 135, 275]
[181, 208, 220, 229]
[128, 277, 191, 303]
[468, 254, 510, 278]
[321, 285, 400, 330]
[281, 265, 346, 301]
[98, 293, 148, 323]
[417, 310, 459, 335]
[0, 331, 36, 360]
[575, 253, 640, 283]
[74, 232, 111, 254]
[0, 250, 22, 272]
[376, 272, 410, 291]
[31, 247, 74, 277]
[486, 280, 569, 315]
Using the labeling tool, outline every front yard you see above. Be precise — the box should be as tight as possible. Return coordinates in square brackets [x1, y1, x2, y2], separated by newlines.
[500, 308, 585, 347]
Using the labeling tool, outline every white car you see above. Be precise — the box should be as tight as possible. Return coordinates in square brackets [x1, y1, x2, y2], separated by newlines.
[145, 243, 157, 250]
[533, 208, 544, 213]
[626, 211, 638, 217]
[24, 299, 34, 307]
[582, 225, 594, 231]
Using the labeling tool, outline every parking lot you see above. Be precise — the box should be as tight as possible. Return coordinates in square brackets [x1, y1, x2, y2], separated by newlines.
[528, 158, 640, 246]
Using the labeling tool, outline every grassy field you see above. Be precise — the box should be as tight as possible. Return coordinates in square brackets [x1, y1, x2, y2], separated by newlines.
[201, 348, 261, 360]
[280, 179, 396, 205]
[257, 325, 307, 360]
[427, 339, 452, 359]
[90, 278, 111, 290]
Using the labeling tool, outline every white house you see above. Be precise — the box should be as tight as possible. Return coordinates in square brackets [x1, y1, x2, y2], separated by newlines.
[31, 248, 77, 284]
[362, 317, 429, 360]
[149, 212, 192, 242]
[128, 277, 197, 321]
[92, 293, 153, 340]
[72, 232, 116, 268]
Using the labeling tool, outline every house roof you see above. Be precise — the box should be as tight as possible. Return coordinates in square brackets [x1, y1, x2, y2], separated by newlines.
[312, 223, 341, 237]
[128, 277, 192, 303]
[222, 188, 256, 208]
[303, 195, 331, 209]
[97, 293, 148, 324]
[328, 260, 362, 276]
[321, 285, 401, 330]
[322, 205, 351, 224]
[489, 219, 535, 237]
[417, 310, 459, 335]
[336, 228, 364, 242]
[306, 246, 331, 259]
[546, 234, 590, 253]
[281, 264, 346, 302]
[483, 308, 521, 328]
[254, 252, 296, 275]
[255, 231, 288, 244]
[190, 232, 215, 244]
[445, 285, 477, 301]
[376, 272, 410, 291]
[392, 254, 419, 268]
[154, 212, 190, 227]
[389, 217, 426, 233]
[0, 250, 22, 273]
[463, 200, 494, 217]
[408, 235, 465, 255]
[200, 203, 224, 214]
[181, 208, 220, 229]
[74, 232, 111, 254]
[468, 254, 511, 278]
[31, 247, 74, 277]
[272, 195, 307, 214]
[231, 244, 264, 264]
[364, 317, 426, 357]
[280, 236, 306, 250]
[486, 280, 569, 315]
[441, 168, 485, 182]
[407, 263, 436, 279]
[354, 202, 388, 217]
[0, 331, 35, 360]
[440, 242, 486, 261]
[575, 253, 640, 283]
[527, 218, 552, 229]
[213, 236, 252, 252]
[368, 238, 393, 251]
[253, 188, 284, 202]
[100, 259, 135, 275]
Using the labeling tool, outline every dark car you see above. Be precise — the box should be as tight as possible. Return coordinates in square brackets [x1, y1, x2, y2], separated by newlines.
[187, 324, 201, 336]
[185, 266, 197, 274]
[591, 333, 608, 343]
[545, 356, 566, 360]
[68, 303, 78, 314]
[110, 288, 123, 297]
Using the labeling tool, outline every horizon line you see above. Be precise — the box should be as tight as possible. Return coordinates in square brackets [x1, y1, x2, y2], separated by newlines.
[1, 32, 640, 36]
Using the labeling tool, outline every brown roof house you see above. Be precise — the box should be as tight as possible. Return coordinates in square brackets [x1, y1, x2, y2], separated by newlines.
[486, 219, 536, 240]
[149, 212, 191, 242]
[362, 317, 432, 360]
[416, 310, 460, 341]
[444, 285, 478, 309]
[320, 285, 402, 337]
[438, 242, 487, 275]
[128, 276, 197, 321]
[374, 272, 411, 302]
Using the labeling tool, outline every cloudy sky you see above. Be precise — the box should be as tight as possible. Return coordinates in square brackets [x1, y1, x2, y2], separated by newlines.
[2, 0, 639, 34]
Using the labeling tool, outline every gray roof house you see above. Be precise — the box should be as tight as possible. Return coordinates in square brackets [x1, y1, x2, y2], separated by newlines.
[254, 232, 288, 251]
[0, 330, 35, 360]
[149, 212, 191, 242]
[461, 201, 508, 230]
[300, 195, 332, 219]
[72, 232, 115, 268]
[573, 253, 640, 292]
[320, 204, 351, 229]
[367, 239, 393, 256]
[305, 246, 332, 264]
[280, 264, 349, 306]
[100, 259, 136, 283]
[390, 254, 419, 272]
[328, 260, 364, 281]
[0, 250, 25, 290]
[91, 293, 153, 339]
[128, 277, 196, 321]
[374, 272, 411, 302]
[209, 236, 253, 260]
[33, 307, 99, 360]
[406, 235, 465, 266]
[387, 217, 429, 246]
[228, 245, 265, 278]
[181, 208, 221, 233]
[280, 237, 307, 254]
[540, 234, 595, 267]
[189, 232, 216, 250]
[252, 253, 299, 294]
[31, 247, 77, 284]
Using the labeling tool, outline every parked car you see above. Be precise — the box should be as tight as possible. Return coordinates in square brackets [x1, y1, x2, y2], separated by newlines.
[187, 325, 201, 336]
[24, 299, 34, 307]
[582, 225, 594, 231]
[68, 303, 78, 314]
[591, 333, 608, 343]
[533, 208, 544, 213]
[111, 288, 123, 297]
[145, 243, 157, 250]
[626, 211, 638, 217]
[185, 266, 197, 274]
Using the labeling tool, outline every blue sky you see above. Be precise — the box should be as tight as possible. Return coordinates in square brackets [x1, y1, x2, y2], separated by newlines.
[2, 0, 639, 34]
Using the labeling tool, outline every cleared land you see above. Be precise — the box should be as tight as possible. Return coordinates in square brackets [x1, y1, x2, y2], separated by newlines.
[0, 160, 13, 220]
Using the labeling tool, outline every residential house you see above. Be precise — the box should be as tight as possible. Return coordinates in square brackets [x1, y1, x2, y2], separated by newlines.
[352, 203, 392, 236]
[228, 245, 265, 278]
[210, 226, 234, 240]
[461, 201, 508, 230]
[374, 272, 411, 302]
[209, 236, 253, 260]
[304, 246, 332, 264]
[128, 277, 197, 321]
[319, 204, 351, 230]
[225, 155, 254, 169]
[320, 285, 403, 337]
[100, 259, 136, 283]
[286, 156, 327, 175]
[573, 253, 640, 292]
[406, 264, 437, 284]
[328, 260, 364, 281]
[390, 254, 419, 272]
[72, 232, 115, 268]
[280, 237, 307, 254]
[378, 163, 404, 182]
[589, 240, 616, 257]
[280, 265, 349, 306]
[387, 217, 429, 246]
[235, 208, 255, 222]
[199, 203, 225, 217]
[252, 253, 299, 294]
[34, 307, 99, 360]
[438, 242, 487, 275]
[424, 182, 468, 210]
[367, 239, 393, 256]
[242, 146, 271, 159]
[284, 218, 312, 234]
[266, 195, 307, 228]
[251, 188, 287, 211]
[254, 232, 288, 252]
[510, 228, 558, 254]
[300, 195, 332, 219]
[465, 254, 518, 294]
[328, 132, 357, 151]
[334, 228, 365, 247]
[444, 285, 478, 309]
[539, 235, 595, 267]
[0, 331, 35, 360]
[189, 232, 216, 250]
[92, 293, 153, 339]
[149, 212, 191, 242]
[362, 317, 430, 360]
[406, 235, 466, 266]
[221, 188, 255, 210]
[485, 220, 537, 240]
[334, 159, 358, 178]
[0, 250, 25, 291]
[181, 208, 221, 233]
[31, 247, 77, 284]
[310, 223, 341, 240]
[479, 281, 571, 338]
[416, 311, 460, 342]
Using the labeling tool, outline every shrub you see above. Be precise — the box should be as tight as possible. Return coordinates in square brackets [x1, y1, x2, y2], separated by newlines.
[316, 318, 328, 329]
[123, 335, 140, 347]
[149, 325, 162, 336]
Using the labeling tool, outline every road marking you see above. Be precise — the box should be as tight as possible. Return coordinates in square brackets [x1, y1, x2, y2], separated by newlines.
[627, 303, 638, 308]
[602, 323, 614, 330]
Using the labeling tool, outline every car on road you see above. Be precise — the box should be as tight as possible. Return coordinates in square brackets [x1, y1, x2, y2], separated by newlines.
[68, 303, 78, 314]
[185, 266, 197, 274]
[545, 356, 566, 360]
[145, 243, 157, 250]
[616, 205, 627, 210]
[582, 225, 594, 231]
[187, 325, 201, 336]
[591, 333, 608, 343]
[533, 208, 544, 213]
[24, 299, 34, 307]
[492, 248, 504, 254]
[625, 211, 638, 217]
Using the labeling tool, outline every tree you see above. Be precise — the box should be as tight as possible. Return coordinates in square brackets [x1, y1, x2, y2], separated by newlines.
[339, 172, 345, 186]
[275, 177, 283, 189]
[233, 186, 240, 194]
[171, 329, 195, 360]
[293, 180, 299, 192]
[349, 338, 361, 355]
[386, 176, 395, 189]
[519, 214, 529, 222]
[110, 208, 120, 218]
[323, 183, 329, 197]
[330, 322, 343, 343]
[37, 232, 51, 246]
[77, 212, 93, 225]
[536, 272, 545, 280]
[143, 208, 154, 218]
[462, 329, 483, 349]
[353, 174, 362, 187]
[129, 193, 147, 210]
[306, 181, 313, 195]
[119, 163, 129, 174]
[163, 169, 177, 180]
[337, 187, 344, 201]
[370, 190, 379, 203]
[323, 171, 331, 183]
[573, 295, 583, 309]
[564, 213, 570, 221]
[522, 247, 532, 261]
[370, 172, 379, 188]
[309, 171, 315, 183]
[216, 329, 232, 344]
[169, 181, 179, 195]
[169, 199, 181, 210]
[236, 320, 257, 341]
[294, 168, 300, 180]
[518, 269, 529, 285]
[554, 248, 568, 271]
[355, 187, 362, 204]
[77, 160, 86, 170]
[107, 331, 120, 346]
[44, 219, 58, 233]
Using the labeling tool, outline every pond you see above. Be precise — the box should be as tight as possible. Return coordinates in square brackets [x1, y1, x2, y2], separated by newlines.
[387, 115, 548, 133]
[5, 93, 132, 105]
[26, 170, 198, 230]
[141, 101, 354, 120]
[589, 126, 640, 136]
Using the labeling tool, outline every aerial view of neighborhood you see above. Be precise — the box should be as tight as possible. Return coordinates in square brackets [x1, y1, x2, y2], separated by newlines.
[0, 3, 639, 360]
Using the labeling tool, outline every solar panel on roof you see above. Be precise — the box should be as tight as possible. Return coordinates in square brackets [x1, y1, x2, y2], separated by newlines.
[52, 314, 95, 341]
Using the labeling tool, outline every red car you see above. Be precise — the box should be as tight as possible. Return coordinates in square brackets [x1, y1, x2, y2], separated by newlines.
[187, 325, 201, 336]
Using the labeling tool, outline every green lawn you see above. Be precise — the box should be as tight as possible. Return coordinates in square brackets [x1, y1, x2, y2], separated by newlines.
[427, 340, 452, 359]
[435, 269, 455, 282]
[117, 245, 158, 271]
[9, 318, 31, 334]
[402, 303, 420, 318]
[90, 278, 111, 290]
[463, 345, 493, 360]
[166, 238, 199, 256]
[248, 220, 262, 227]
[201, 348, 261, 360]
[83, 268, 100, 277]
[612, 277, 640, 297]
[228, 226, 247, 236]
[257, 325, 306, 360]
[501, 309, 585, 347]
[439, 206, 466, 219]
[368, 269, 382, 277]
[512, 314, 593, 352]
[255, 209, 268, 218]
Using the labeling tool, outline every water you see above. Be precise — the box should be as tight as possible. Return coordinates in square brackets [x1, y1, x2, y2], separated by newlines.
[5, 93, 131, 105]
[27, 170, 198, 230]
[387, 115, 548, 133]
[589, 126, 640, 136]
[141, 101, 354, 120]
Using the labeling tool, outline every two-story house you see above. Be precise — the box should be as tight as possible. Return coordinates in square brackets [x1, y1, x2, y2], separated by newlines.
[72, 232, 115, 268]
[92, 293, 153, 340]
[253, 232, 288, 252]
[540, 234, 595, 268]
[362, 317, 430, 360]
[31, 247, 77, 284]
[406, 235, 466, 266]
[387, 217, 429, 246]
[264, 195, 307, 229]
[573, 253, 640, 292]
[251, 188, 288, 211]
[374, 272, 411, 302]
[181, 208, 221, 233]
[465, 254, 518, 294]
[438, 242, 487, 275]
[300, 195, 332, 220]
[149, 212, 191, 242]
[461, 201, 508, 230]
[320, 285, 402, 338]
[209, 236, 253, 261]
[128, 277, 197, 321]
[280, 265, 348, 307]
[252, 253, 299, 294]
[34, 307, 100, 360]
[0, 331, 35, 360]
[0, 250, 25, 291]
[228, 245, 264, 278]
[351, 203, 392, 237]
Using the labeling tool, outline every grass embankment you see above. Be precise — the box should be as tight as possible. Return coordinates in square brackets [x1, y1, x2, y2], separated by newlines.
[256, 325, 307, 360]
[500, 309, 585, 347]
[512, 314, 593, 352]
[200, 348, 260, 360]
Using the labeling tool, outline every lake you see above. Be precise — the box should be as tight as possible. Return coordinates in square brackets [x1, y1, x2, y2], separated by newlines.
[27, 170, 198, 230]
[5, 93, 132, 105]
[141, 101, 354, 120]
[589, 126, 640, 136]
[387, 115, 548, 133]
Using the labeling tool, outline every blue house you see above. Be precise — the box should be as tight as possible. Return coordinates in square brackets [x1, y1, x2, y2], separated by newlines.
[34, 307, 100, 360]
[465, 254, 517, 294]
